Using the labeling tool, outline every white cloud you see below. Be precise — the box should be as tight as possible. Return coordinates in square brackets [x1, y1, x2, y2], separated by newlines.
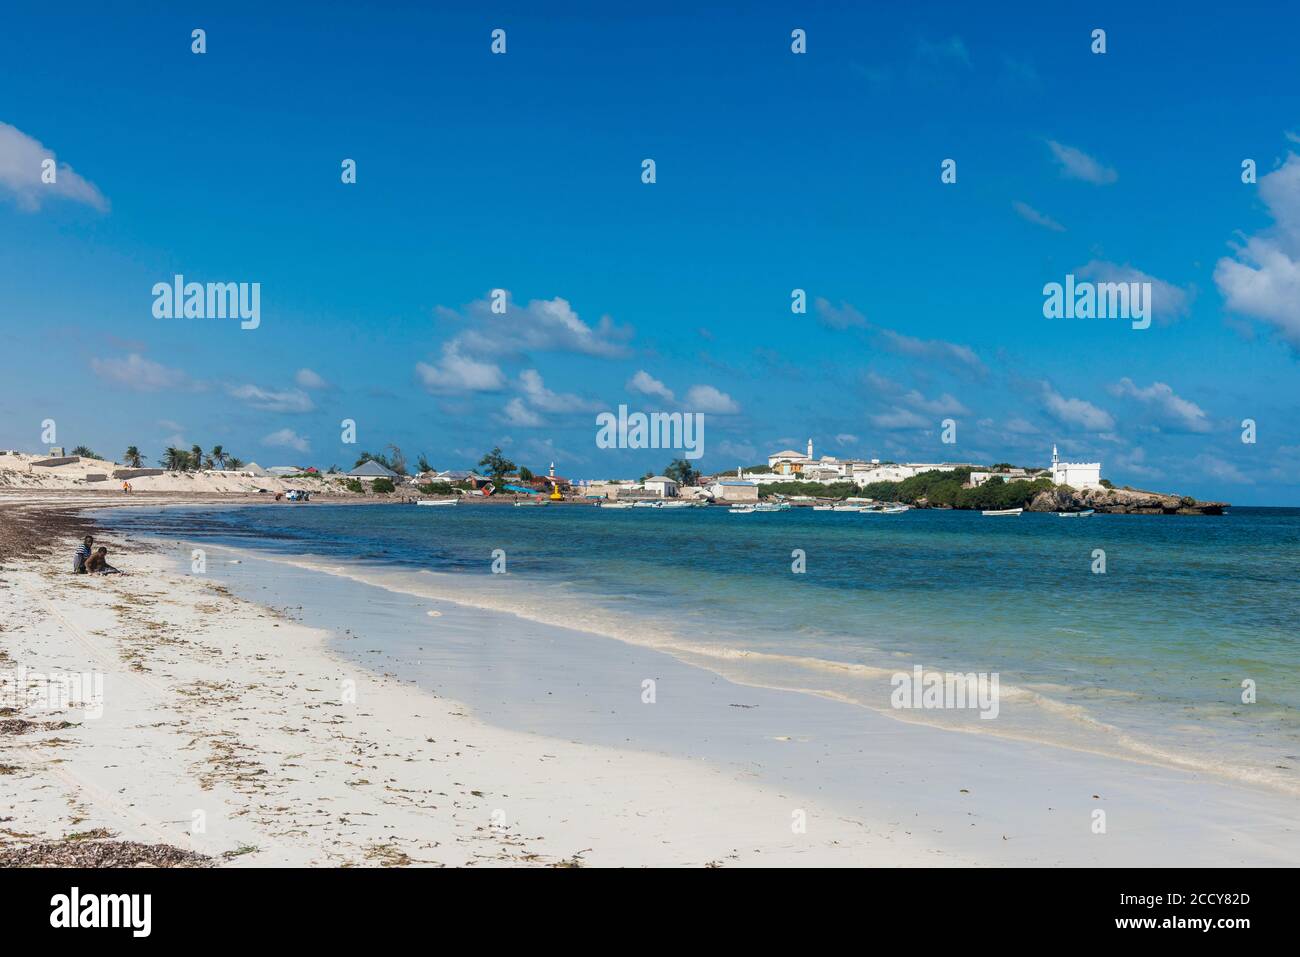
[715, 439, 758, 461]
[1040, 382, 1115, 432]
[262, 428, 310, 453]
[872, 326, 985, 375]
[683, 384, 740, 414]
[1047, 140, 1118, 185]
[626, 370, 676, 403]
[864, 372, 968, 416]
[415, 343, 506, 394]
[1109, 378, 1211, 433]
[294, 368, 330, 390]
[1077, 260, 1192, 322]
[1214, 152, 1300, 346]
[835, 433, 859, 445]
[435, 292, 632, 359]
[814, 298, 868, 330]
[518, 369, 597, 412]
[1194, 453, 1252, 485]
[228, 383, 314, 413]
[89, 353, 191, 392]
[1012, 200, 1065, 232]
[870, 408, 930, 430]
[500, 397, 544, 427]
[0, 121, 108, 212]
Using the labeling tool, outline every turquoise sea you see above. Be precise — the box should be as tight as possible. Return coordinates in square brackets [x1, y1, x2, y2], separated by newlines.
[100, 503, 1300, 794]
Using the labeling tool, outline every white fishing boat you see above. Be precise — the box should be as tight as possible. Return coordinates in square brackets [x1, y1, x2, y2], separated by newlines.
[753, 503, 783, 512]
[632, 500, 661, 508]
[1057, 509, 1095, 518]
[514, 499, 549, 507]
[812, 505, 835, 511]
[657, 500, 694, 509]
[416, 499, 457, 507]
[729, 505, 756, 514]
[831, 504, 864, 512]
[598, 501, 635, 509]
[982, 507, 1023, 516]
[864, 504, 910, 515]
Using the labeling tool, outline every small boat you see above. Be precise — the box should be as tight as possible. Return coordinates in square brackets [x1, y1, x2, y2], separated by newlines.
[657, 501, 694, 509]
[753, 503, 782, 512]
[1058, 509, 1095, 518]
[417, 499, 458, 507]
[514, 499, 550, 507]
[831, 504, 863, 512]
[812, 505, 835, 511]
[632, 500, 661, 508]
[982, 507, 1023, 516]
[864, 504, 910, 515]
[598, 501, 634, 509]
[729, 505, 756, 514]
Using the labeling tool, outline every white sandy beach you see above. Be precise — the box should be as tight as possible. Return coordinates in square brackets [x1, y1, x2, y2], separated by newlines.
[1, 494, 950, 867]
[3, 492, 1298, 868]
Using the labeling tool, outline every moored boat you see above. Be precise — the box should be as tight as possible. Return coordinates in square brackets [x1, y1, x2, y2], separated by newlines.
[1058, 508, 1095, 518]
[982, 507, 1023, 516]
[416, 499, 457, 507]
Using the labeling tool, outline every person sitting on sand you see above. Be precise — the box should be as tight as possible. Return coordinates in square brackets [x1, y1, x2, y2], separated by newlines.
[73, 535, 94, 574]
[84, 546, 122, 575]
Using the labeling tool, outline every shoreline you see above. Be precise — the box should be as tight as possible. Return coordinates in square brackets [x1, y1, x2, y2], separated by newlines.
[4, 493, 1298, 866]
[0, 494, 945, 867]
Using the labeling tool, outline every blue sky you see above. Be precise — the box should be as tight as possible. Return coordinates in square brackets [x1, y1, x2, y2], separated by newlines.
[2, 1, 1299, 503]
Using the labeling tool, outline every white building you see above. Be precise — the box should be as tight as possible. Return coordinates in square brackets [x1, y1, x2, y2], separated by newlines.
[969, 468, 1039, 487]
[851, 462, 945, 486]
[711, 479, 759, 502]
[643, 475, 679, 497]
[768, 439, 816, 475]
[1050, 444, 1102, 489]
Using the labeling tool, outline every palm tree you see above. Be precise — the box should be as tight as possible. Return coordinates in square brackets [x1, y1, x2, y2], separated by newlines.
[161, 447, 186, 471]
[226, 456, 245, 470]
[123, 446, 143, 468]
[190, 445, 204, 472]
[210, 445, 226, 469]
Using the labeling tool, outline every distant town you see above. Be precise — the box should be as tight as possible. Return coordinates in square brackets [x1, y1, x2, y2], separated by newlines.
[2, 437, 1222, 514]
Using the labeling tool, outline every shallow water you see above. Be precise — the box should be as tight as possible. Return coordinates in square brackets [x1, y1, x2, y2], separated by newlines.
[98, 503, 1300, 794]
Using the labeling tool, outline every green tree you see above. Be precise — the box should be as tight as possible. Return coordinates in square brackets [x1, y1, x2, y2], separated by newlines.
[123, 446, 143, 468]
[210, 445, 226, 469]
[226, 456, 245, 470]
[385, 443, 408, 476]
[518, 466, 534, 482]
[161, 447, 188, 471]
[371, 477, 396, 494]
[664, 458, 700, 487]
[190, 445, 204, 471]
[70, 445, 100, 459]
[478, 446, 516, 486]
[417, 453, 433, 474]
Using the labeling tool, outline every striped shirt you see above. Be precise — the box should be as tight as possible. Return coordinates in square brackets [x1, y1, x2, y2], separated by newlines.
[73, 543, 91, 573]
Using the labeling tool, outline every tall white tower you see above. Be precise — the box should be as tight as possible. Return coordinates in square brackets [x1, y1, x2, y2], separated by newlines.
[1051, 444, 1059, 467]
[548, 461, 555, 478]
[807, 438, 814, 460]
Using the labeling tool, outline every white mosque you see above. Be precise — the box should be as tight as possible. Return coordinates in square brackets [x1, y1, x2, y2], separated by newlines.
[1050, 444, 1102, 489]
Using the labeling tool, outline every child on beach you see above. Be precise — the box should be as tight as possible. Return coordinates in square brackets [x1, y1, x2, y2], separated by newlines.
[84, 546, 122, 575]
[73, 535, 93, 573]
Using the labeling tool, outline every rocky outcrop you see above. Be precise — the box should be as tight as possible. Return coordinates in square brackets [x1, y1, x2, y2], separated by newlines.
[1026, 486, 1227, 515]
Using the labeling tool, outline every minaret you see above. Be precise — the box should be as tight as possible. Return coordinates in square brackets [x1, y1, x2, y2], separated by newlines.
[807, 438, 814, 460]
[548, 461, 555, 478]
[1051, 444, 1059, 467]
